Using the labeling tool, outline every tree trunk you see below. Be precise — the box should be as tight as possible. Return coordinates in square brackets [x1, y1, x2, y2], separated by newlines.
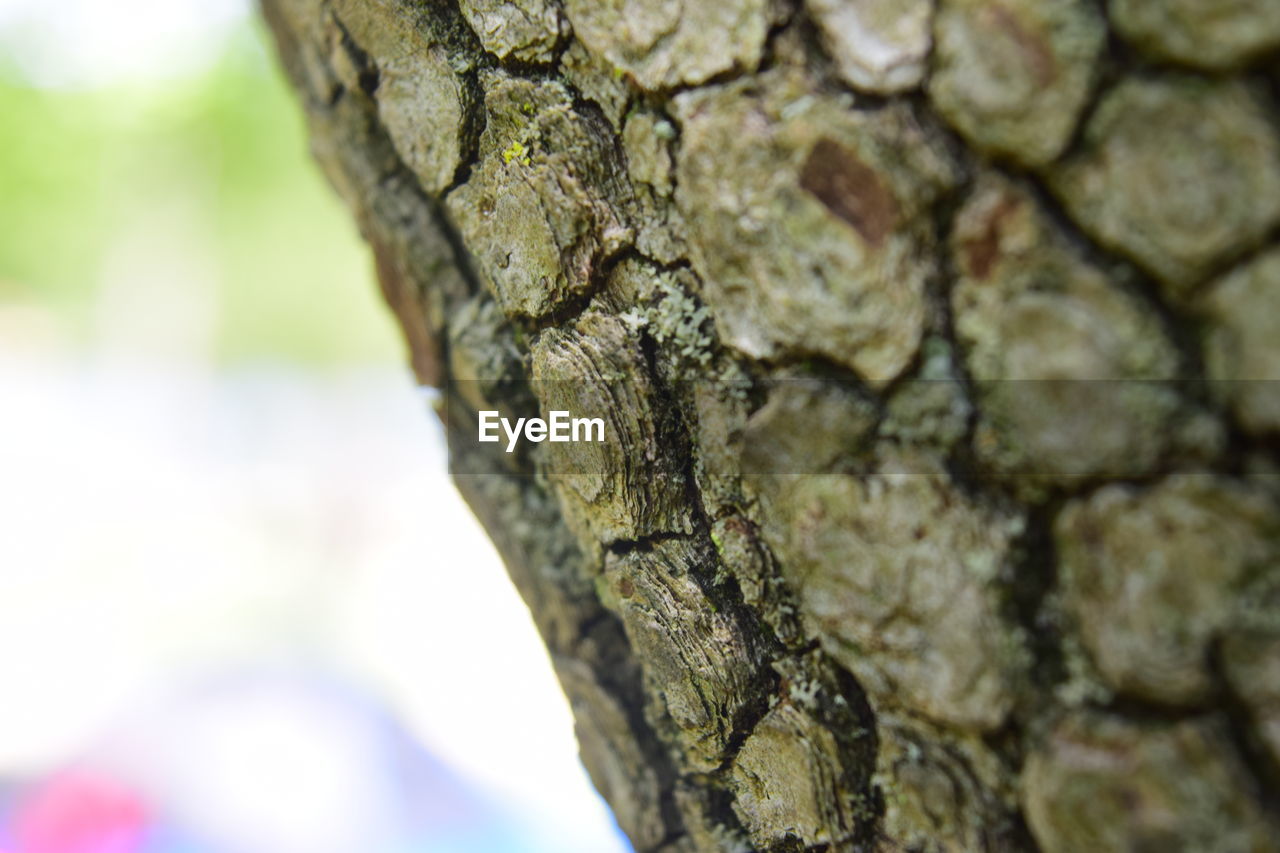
[261, 1, 1280, 849]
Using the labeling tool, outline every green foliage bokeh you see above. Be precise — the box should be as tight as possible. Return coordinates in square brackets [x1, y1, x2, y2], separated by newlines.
[0, 23, 399, 367]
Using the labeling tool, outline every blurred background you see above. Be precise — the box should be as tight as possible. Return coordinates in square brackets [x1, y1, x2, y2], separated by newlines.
[0, 0, 627, 850]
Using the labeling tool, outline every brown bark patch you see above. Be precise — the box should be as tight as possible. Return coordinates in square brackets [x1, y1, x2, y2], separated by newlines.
[371, 237, 442, 388]
[961, 194, 1020, 280]
[986, 4, 1056, 87]
[800, 138, 899, 248]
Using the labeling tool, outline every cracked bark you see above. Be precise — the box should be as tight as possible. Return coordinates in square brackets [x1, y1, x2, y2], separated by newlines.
[262, 0, 1280, 850]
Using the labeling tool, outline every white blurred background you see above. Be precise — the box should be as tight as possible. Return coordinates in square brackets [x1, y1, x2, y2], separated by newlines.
[0, 1, 627, 850]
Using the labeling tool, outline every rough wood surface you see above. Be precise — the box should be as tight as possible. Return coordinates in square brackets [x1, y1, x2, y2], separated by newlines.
[261, 1, 1280, 849]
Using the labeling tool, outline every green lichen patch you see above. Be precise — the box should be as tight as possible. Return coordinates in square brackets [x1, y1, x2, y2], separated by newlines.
[601, 256, 717, 378]
[1050, 76, 1280, 296]
[500, 138, 532, 166]
[929, 0, 1104, 167]
[1055, 475, 1280, 706]
[675, 69, 958, 386]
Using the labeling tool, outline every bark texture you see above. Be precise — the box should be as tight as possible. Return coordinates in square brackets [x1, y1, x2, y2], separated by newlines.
[261, 1, 1280, 849]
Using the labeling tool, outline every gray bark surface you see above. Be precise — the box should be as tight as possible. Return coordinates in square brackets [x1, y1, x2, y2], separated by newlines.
[261, 1, 1280, 849]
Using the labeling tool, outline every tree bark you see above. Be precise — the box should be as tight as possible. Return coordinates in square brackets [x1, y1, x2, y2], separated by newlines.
[261, 1, 1280, 849]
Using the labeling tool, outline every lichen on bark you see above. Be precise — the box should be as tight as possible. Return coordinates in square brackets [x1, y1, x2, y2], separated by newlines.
[262, 0, 1280, 849]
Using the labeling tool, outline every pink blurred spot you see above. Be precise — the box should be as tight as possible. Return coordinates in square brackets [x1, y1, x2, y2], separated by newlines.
[13, 772, 149, 853]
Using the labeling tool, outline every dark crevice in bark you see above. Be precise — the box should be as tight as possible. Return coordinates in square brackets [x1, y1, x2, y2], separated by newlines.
[748, 352, 886, 410]
[1006, 499, 1070, 696]
[649, 323, 887, 850]
[581, 611, 694, 849]
[1208, 639, 1280, 819]
[1093, 693, 1223, 725]
[787, 0, 862, 104]
[1016, 170, 1215, 389]
[1051, 15, 1127, 169]
[451, 410, 692, 846]
[409, 0, 488, 60]
[1193, 232, 1280, 307]
[605, 530, 696, 557]
[1267, 63, 1280, 113]
[334, 11, 382, 96]
[758, 0, 803, 73]
[459, 30, 571, 80]
[442, 66, 487, 195]
[517, 245, 633, 336]
[926, 157, 983, 448]
[642, 324, 799, 756]
[997, 810, 1045, 853]
[423, 194, 487, 298]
